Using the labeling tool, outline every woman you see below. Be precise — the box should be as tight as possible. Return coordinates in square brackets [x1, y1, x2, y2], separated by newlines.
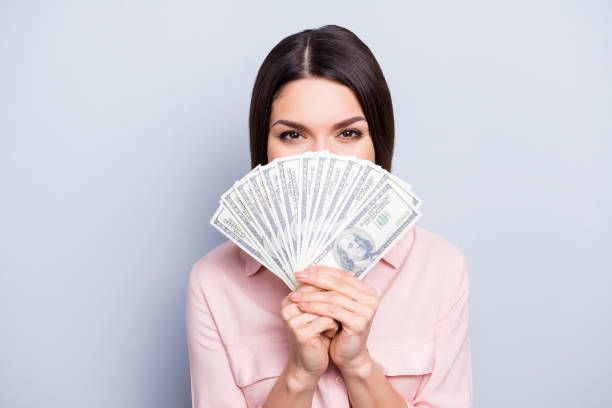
[186, 25, 472, 407]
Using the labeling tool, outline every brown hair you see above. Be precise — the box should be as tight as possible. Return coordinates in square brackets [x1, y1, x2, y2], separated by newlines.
[248, 25, 395, 171]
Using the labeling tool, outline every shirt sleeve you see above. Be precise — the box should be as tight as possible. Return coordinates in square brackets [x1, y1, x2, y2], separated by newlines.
[411, 254, 473, 408]
[185, 263, 248, 407]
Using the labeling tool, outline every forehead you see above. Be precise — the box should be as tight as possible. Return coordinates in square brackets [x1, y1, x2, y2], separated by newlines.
[270, 77, 364, 125]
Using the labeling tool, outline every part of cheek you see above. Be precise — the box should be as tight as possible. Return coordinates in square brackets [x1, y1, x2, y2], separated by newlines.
[330, 139, 375, 162]
[266, 137, 284, 162]
[268, 138, 313, 159]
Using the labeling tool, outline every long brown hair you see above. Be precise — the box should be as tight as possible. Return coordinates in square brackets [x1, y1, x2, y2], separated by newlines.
[248, 25, 395, 171]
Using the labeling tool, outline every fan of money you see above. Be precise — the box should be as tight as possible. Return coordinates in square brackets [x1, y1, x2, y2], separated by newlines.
[210, 150, 423, 290]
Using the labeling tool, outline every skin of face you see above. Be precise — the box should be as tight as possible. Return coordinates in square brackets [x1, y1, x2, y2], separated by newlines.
[267, 77, 376, 163]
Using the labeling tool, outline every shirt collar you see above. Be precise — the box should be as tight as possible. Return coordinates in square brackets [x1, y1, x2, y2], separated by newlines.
[240, 227, 415, 277]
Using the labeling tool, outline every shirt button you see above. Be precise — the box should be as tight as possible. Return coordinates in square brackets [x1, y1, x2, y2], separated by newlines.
[335, 376, 343, 384]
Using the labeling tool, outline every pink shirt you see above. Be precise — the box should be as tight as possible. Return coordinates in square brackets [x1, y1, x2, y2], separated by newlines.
[186, 225, 472, 407]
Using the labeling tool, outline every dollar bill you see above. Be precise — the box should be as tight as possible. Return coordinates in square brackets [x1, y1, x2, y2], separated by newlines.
[312, 180, 422, 280]
[210, 151, 424, 289]
[210, 205, 296, 289]
[260, 163, 296, 268]
[275, 155, 301, 261]
[233, 174, 294, 285]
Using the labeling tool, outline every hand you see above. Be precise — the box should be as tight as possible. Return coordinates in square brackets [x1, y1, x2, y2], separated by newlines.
[291, 265, 379, 372]
[281, 284, 340, 380]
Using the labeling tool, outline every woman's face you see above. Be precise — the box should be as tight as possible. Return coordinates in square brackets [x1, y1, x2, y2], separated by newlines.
[267, 77, 375, 163]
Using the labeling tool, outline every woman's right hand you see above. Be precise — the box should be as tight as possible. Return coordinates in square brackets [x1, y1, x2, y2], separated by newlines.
[281, 284, 339, 381]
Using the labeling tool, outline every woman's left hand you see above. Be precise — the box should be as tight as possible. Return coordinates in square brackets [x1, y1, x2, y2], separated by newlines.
[290, 265, 379, 372]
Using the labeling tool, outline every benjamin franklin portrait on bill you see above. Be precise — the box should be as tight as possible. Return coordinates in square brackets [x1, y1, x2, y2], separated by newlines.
[332, 228, 375, 274]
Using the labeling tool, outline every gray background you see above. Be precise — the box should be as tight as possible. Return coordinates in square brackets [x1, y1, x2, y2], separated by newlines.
[1, 1, 610, 407]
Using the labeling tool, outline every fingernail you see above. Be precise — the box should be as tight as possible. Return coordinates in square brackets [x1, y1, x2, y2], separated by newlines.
[295, 271, 308, 280]
[305, 266, 316, 273]
[297, 302, 308, 308]
[290, 291, 301, 299]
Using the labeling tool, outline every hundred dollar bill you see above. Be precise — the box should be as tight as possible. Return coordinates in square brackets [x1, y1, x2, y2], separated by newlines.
[313, 158, 422, 255]
[246, 166, 293, 270]
[247, 168, 295, 277]
[274, 155, 301, 262]
[298, 153, 318, 268]
[233, 174, 294, 285]
[311, 180, 422, 280]
[306, 158, 362, 264]
[309, 160, 370, 255]
[307, 154, 343, 262]
[260, 162, 296, 268]
[220, 184, 287, 276]
[210, 150, 424, 289]
[304, 154, 330, 258]
[210, 205, 296, 289]
[356, 159, 422, 209]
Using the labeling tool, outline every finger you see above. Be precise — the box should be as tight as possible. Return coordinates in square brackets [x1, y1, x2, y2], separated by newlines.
[281, 302, 302, 321]
[290, 290, 371, 316]
[282, 302, 323, 323]
[311, 265, 378, 298]
[297, 301, 368, 333]
[283, 284, 330, 323]
[287, 309, 327, 330]
[323, 328, 338, 339]
[281, 293, 292, 308]
[323, 319, 340, 338]
[302, 316, 339, 336]
[287, 284, 326, 319]
[295, 266, 373, 304]
[295, 283, 322, 293]
[283, 283, 320, 310]
[287, 284, 326, 312]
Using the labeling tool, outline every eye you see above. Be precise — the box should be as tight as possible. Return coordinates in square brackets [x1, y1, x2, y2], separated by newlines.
[338, 129, 363, 139]
[279, 131, 304, 141]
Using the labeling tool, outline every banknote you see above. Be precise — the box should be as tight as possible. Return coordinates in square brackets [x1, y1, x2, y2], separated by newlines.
[275, 155, 301, 259]
[210, 205, 296, 289]
[311, 180, 421, 279]
[210, 151, 423, 288]
[260, 164, 296, 267]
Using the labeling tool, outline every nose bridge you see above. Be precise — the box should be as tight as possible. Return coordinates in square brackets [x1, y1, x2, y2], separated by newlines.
[312, 131, 329, 152]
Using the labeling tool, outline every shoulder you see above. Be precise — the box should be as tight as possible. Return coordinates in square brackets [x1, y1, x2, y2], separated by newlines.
[187, 240, 245, 293]
[411, 225, 467, 270]
[409, 225, 470, 307]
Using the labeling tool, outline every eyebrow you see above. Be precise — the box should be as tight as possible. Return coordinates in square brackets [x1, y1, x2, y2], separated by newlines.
[270, 116, 366, 132]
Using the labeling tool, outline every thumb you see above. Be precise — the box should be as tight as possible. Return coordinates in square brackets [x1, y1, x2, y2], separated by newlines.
[322, 327, 338, 339]
[308, 316, 338, 337]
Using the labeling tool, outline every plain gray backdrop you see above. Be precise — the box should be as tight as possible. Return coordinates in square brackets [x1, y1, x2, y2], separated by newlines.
[1, 1, 610, 407]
